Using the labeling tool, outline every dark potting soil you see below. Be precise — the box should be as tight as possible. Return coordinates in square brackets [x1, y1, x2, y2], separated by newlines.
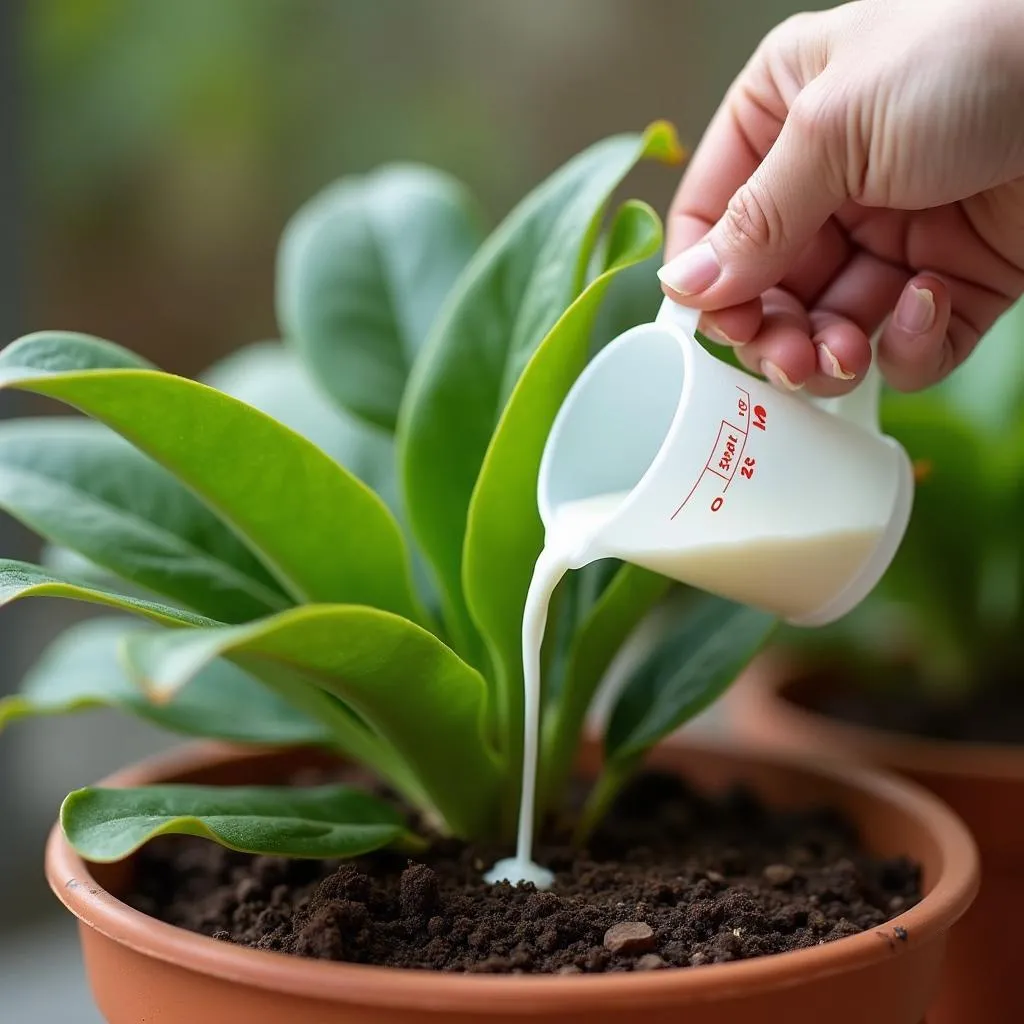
[126, 771, 920, 974]
[799, 671, 1024, 745]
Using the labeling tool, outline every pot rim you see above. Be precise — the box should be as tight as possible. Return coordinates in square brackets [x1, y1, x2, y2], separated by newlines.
[46, 737, 978, 1013]
[745, 652, 1024, 783]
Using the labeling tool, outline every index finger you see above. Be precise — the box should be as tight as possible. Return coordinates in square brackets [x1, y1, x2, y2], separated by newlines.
[665, 12, 830, 259]
[666, 78, 787, 259]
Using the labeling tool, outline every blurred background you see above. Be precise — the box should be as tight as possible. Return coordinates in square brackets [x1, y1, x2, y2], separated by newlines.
[0, 0, 838, 1017]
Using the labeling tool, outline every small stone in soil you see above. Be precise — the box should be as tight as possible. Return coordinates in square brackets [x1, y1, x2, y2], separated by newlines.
[604, 921, 656, 956]
[763, 863, 795, 887]
[635, 953, 666, 971]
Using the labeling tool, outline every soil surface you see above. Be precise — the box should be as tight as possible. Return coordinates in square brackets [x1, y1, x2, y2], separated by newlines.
[127, 771, 920, 974]
[799, 672, 1024, 746]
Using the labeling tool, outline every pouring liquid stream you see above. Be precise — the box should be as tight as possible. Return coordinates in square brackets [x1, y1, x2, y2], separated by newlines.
[485, 492, 883, 887]
[484, 492, 626, 888]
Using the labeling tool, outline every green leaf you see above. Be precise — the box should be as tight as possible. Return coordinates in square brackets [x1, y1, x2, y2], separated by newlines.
[0, 559, 215, 627]
[463, 200, 664, 762]
[7, 565, 422, 808]
[605, 594, 777, 763]
[0, 616, 334, 747]
[278, 165, 482, 431]
[0, 418, 289, 622]
[41, 544, 147, 595]
[0, 330, 154, 378]
[121, 605, 502, 838]
[61, 784, 418, 862]
[588, 253, 662, 355]
[202, 342, 442, 621]
[399, 122, 683, 654]
[0, 335, 423, 620]
[202, 341, 401, 514]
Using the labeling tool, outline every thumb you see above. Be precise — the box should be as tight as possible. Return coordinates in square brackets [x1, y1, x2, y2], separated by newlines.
[659, 79, 849, 309]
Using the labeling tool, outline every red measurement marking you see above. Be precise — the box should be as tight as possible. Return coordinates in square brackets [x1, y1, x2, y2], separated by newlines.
[706, 420, 747, 482]
[722, 419, 751, 494]
[670, 386, 754, 520]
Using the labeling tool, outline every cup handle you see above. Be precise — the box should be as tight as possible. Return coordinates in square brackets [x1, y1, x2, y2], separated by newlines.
[657, 295, 886, 434]
[808, 326, 884, 435]
[655, 296, 701, 338]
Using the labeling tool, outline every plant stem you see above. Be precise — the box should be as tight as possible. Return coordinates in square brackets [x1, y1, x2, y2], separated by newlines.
[539, 571, 669, 815]
[573, 755, 638, 847]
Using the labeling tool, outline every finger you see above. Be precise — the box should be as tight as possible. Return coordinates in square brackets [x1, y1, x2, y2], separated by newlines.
[878, 276, 955, 391]
[660, 80, 849, 312]
[698, 298, 763, 346]
[664, 10, 834, 261]
[806, 314, 873, 397]
[779, 217, 852, 306]
[734, 288, 817, 389]
[799, 249, 908, 393]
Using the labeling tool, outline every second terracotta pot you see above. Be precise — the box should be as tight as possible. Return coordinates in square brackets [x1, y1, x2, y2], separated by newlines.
[727, 656, 1024, 1024]
[46, 737, 976, 1024]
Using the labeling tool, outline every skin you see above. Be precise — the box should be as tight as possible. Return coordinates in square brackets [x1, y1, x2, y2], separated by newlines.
[660, 0, 1024, 396]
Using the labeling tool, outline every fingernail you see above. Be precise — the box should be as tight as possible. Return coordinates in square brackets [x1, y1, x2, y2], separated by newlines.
[816, 342, 856, 380]
[895, 286, 936, 334]
[658, 243, 721, 296]
[761, 360, 803, 391]
[701, 316, 744, 346]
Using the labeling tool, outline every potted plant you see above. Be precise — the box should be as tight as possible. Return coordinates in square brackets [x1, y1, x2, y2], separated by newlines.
[0, 123, 976, 1024]
[727, 299, 1024, 1024]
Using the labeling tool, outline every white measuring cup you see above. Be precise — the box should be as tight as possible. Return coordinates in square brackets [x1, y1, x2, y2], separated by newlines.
[538, 297, 914, 625]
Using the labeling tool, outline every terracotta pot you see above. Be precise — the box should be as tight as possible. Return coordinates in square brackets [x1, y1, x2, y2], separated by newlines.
[46, 738, 977, 1024]
[727, 656, 1024, 1024]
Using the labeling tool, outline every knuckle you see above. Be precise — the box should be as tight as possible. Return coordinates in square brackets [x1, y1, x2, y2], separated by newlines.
[763, 11, 817, 53]
[788, 81, 844, 138]
[722, 180, 784, 253]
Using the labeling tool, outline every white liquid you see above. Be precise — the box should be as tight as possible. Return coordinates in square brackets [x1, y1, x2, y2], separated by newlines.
[486, 491, 880, 887]
[485, 493, 627, 887]
[637, 529, 882, 620]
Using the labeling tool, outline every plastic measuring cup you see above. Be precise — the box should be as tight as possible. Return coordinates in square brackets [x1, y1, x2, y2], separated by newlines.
[538, 297, 914, 626]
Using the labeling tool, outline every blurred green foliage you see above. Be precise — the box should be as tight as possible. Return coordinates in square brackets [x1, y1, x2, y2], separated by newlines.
[29, 0, 516, 219]
[789, 300, 1024, 693]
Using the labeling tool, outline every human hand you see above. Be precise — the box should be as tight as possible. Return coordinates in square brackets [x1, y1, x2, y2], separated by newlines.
[660, 0, 1024, 394]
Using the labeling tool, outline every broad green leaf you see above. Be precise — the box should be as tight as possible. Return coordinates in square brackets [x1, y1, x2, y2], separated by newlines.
[278, 165, 482, 431]
[0, 330, 153, 378]
[0, 617, 333, 747]
[122, 605, 502, 838]
[588, 253, 661, 355]
[399, 122, 683, 654]
[202, 341, 399, 511]
[0, 418, 289, 622]
[201, 342, 441, 617]
[0, 559, 215, 628]
[62, 784, 418, 862]
[463, 200, 664, 759]
[0, 335, 422, 619]
[41, 544, 146, 594]
[539, 564, 670, 808]
[605, 594, 777, 763]
[541, 560, 622, 703]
